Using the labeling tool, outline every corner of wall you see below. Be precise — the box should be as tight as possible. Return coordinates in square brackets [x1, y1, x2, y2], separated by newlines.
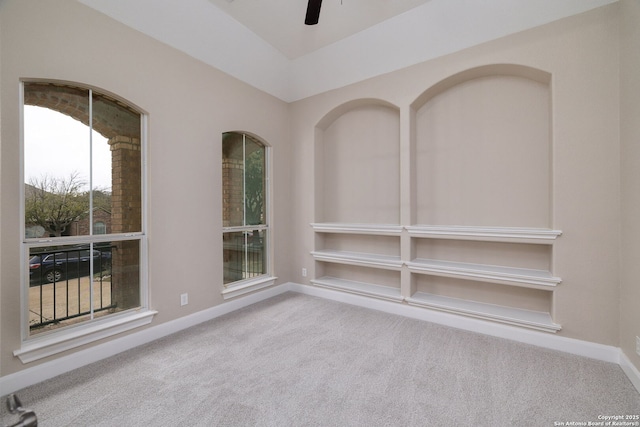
[619, 0, 640, 375]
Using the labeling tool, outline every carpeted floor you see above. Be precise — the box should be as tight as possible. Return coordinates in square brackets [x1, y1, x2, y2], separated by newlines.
[3, 292, 640, 426]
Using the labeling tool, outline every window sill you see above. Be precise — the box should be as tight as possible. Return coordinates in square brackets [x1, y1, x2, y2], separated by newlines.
[221, 276, 278, 300]
[13, 309, 158, 364]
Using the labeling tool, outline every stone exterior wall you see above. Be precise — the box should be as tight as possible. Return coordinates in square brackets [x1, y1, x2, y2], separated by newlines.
[109, 136, 142, 234]
[109, 136, 142, 311]
[24, 83, 140, 139]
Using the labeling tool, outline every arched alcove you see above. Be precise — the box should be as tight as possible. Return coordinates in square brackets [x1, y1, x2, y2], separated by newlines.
[315, 99, 401, 224]
[411, 64, 552, 228]
[309, 71, 561, 331]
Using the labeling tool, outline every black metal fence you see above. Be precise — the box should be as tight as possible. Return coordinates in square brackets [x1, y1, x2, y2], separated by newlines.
[28, 245, 115, 331]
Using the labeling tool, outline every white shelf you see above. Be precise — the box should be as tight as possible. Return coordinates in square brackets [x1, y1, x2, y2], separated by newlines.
[406, 225, 562, 244]
[311, 223, 403, 236]
[312, 276, 403, 302]
[310, 223, 561, 333]
[406, 292, 561, 333]
[311, 250, 403, 270]
[407, 258, 561, 289]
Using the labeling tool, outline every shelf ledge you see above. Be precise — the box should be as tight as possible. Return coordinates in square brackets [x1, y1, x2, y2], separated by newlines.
[311, 223, 403, 235]
[311, 250, 403, 270]
[406, 225, 562, 244]
[407, 292, 561, 333]
[312, 277, 403, 302]
[407, 258, 561, 289]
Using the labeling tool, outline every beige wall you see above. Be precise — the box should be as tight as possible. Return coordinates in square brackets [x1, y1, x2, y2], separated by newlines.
[319, 104, 401, 224]
[414, 73, 551, 228]
[620, 0, 640, 370]
[1, 0, 638, 380]
[0, 0, 291, 376]
[290, 3, 623, 347]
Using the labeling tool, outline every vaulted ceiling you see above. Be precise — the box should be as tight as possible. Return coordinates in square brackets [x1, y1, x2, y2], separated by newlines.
[79, 0, 617, 102]
[208, 0, 432, 59]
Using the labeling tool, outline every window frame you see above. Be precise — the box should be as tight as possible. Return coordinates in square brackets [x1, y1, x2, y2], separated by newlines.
[16, 80, 155, 363]
[221, 132, 276, 299]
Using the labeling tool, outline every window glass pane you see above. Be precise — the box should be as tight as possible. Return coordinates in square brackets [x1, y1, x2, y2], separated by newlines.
[223, 231, 244, 284]
[27, 240, 140, 335]
[23, 84, 142, 237]
[93, 92, 142, 234]
[222, 132, 246, 227]
[245, 137, 265, 226]
[110, 239, 141, 311]
[28, 243, 114, 334]
[24, 85, 91, 237]
[223, 230, 266, 285]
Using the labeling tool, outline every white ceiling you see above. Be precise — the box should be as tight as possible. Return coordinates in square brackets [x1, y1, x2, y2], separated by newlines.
[79, 0, 617, 102]
[207, 0, 432, 59]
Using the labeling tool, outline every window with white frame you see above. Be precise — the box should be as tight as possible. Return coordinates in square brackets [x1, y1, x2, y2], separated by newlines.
[22, 81, 147, 337]
[222, 132, 270, 289]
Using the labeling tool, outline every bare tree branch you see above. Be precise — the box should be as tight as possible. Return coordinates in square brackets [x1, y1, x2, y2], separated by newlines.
[25, 172, 89, 237]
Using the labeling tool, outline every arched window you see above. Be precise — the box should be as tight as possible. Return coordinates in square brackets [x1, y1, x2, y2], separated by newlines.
[22, 81, 147, 337]
[222, 132, 273, 297]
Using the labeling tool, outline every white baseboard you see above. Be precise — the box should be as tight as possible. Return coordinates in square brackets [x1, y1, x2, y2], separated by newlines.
[620, 351, 640, 393]
[2, 281, 639, 396]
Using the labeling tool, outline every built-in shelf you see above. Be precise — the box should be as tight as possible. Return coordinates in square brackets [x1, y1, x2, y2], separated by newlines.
[310, 222, 562, 333]
[311, 223, 403, 236]
[406, 292, 561, 333]
[312, 276, 403, 302]
[407, 258, 561, 289]
[406, 225, 562, 244]
[312, 250, 403, 270]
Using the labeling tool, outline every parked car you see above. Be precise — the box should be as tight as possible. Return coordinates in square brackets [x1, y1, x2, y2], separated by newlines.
[29, 248, 112, 285]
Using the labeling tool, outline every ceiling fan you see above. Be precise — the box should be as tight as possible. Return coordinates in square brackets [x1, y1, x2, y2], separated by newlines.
[305, 0, 323, 25]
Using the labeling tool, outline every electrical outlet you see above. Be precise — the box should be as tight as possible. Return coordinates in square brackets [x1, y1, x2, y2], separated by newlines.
[302, 268, 307, 277]
[636, 336, 640, 356]
[180, 293, 188, 306]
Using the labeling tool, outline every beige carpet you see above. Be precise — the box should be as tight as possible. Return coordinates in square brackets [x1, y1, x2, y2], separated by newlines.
[2, 292, 639, 426]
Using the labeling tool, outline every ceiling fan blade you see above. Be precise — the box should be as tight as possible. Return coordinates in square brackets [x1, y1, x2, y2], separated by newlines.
[305, 0, 322, 25]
